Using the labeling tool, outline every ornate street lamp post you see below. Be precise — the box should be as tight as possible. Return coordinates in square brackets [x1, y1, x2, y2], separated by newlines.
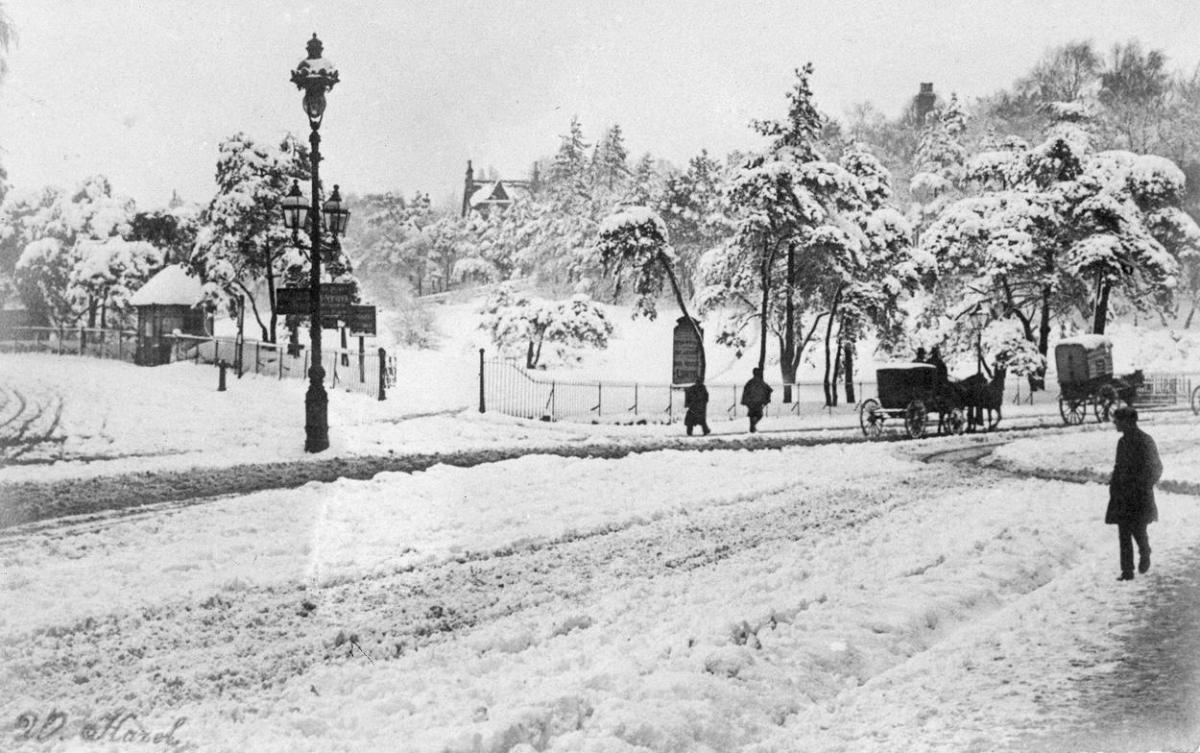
[287, 33, 342, 453]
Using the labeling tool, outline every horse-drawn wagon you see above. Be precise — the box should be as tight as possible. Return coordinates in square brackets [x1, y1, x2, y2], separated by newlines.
[858, 363, 967, 439]
[1055, 335, 1140, 425]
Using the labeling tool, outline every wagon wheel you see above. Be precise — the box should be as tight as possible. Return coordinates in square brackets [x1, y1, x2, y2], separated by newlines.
[1059, 396, 1087, 425]
[1192, 385, 1200, 416]
[859, 398, 884, 439]
[904, 400, 928, 439]
[943, 406, 966, 436]
[1093, 384, 1121, 423]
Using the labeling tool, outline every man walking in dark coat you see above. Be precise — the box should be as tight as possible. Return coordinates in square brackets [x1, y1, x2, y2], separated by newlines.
[1106, 406, 1163, 581]
[683, 379, 711, 436]
[740, 367, 772, 433]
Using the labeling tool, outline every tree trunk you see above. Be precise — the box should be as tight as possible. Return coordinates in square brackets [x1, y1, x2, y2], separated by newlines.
[781, 242, 796, 403]
[822, 289, 842, 407]
[758, 250, 772, 372]
[1093, 279, 1112, 334]
[1031, 287, 1052, 391]
[790, 312, 825, 386]
[843, 339, 856, 404]
[661, 255, 706, 381]
[830, 324, 843, 408]
[1184, 302, 1196, 329]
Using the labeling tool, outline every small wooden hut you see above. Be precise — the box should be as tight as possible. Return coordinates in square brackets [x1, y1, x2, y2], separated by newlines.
[129, 265, 210, 366]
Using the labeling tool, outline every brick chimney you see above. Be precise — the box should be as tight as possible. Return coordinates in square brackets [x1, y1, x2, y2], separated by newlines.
[915, 82, 936, 127]
[462, 160, 476, 217]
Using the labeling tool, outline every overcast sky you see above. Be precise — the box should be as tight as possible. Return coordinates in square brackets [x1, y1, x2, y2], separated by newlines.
[2, 0, 1200, 211]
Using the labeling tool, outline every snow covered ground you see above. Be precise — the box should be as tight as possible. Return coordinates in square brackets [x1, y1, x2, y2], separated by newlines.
[2, 304, 1200, 752]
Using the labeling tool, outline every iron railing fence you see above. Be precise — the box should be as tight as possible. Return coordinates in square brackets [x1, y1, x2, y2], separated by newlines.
[479, 354, 1200, 424]
[2, 326, 140, 362]
[1, 327, 396, 401]
[1129, 372, 1193, 409]
[480, 355, 883, 423]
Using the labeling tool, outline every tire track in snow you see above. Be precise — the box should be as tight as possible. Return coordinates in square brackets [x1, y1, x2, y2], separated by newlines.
[0, 461, 943, 713]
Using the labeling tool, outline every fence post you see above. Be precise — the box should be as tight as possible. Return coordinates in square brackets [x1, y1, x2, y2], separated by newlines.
[551, 381, 556, 420]
[279, 345, 284, 380]
[634, 384, 639, 415]
[478, 348, 485, 412]
[597, 383, 602, 417]
[117, 332, 123, 361]
[378, 347, 388, 401]
[255, 342, 261, 376]
[359, 335, 366, 383]
[78, 325, 84, 356]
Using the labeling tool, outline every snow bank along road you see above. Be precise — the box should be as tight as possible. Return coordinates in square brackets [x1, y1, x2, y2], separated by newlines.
[3, 410, 1187, 531]
[4, 427, 1200, 751]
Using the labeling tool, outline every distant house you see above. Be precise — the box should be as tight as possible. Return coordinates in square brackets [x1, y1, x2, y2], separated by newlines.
[461, 160, 537, 217]
[129, 265, 211, 366]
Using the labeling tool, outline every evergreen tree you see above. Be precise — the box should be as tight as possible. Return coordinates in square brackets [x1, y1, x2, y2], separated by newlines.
[591, 124, 631, 192]
[657, 149, 729, 299]
[547, 116, 591, 206]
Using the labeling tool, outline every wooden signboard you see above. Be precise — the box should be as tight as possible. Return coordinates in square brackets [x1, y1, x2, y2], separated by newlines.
[274, 287, 309, 317]
[275, 283, 358, 318]
[671, 316, 704, 385]
[321, 306, 376, 335]
[344, 305, 377, 335]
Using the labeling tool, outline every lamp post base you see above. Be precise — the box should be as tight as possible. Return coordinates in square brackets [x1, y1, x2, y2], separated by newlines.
[304, 367, 329, 453]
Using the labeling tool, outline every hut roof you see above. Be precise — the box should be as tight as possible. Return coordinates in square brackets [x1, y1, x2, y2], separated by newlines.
[130, 265, 204, 306]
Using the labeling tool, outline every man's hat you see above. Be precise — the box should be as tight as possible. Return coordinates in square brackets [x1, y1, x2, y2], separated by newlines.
[1113, 405, 1138, 422]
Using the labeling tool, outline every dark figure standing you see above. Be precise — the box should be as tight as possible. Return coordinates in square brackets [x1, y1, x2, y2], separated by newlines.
[683, 380, 711, 436]
[1106, 406, 1163, 581]
[914, 347, 927, 363]
[740, 367, 773, 433]
[927, 346, 948, 384]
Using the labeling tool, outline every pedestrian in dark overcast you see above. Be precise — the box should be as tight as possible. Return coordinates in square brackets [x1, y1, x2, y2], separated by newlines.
[1106, 406, 1163, 581]
[683, 378, 711, 436]
[740, 368, 772, 433]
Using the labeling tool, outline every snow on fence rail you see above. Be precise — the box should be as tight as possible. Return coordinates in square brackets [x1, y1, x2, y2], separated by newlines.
[1, 327, 397, 401]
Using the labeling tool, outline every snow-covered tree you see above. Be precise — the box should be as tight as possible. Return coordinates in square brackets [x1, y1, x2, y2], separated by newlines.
[478, 287, 613, 369]
[547, 116, 591, 205]
[70, 238, 162, 328]
[657, 149, 730, 299]
[129, 203, 199, 266]
[700, 64, 919, 404]
[909, 94, 969, 233]
[10, 176, 138, 326]
[192, 133, 352, 343]
[597, 205, 706, 379]
[350, 191, 436, 297]
[591, 124, 631, 193]
[922, 111, 1193, 388]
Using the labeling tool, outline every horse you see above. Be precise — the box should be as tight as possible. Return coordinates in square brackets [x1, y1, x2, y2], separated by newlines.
[1114, 369, 1144, 405]
[958, 364, 1007, 431]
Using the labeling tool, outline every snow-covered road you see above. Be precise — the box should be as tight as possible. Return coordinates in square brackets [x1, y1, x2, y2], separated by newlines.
[5, 431, 1200, 752]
